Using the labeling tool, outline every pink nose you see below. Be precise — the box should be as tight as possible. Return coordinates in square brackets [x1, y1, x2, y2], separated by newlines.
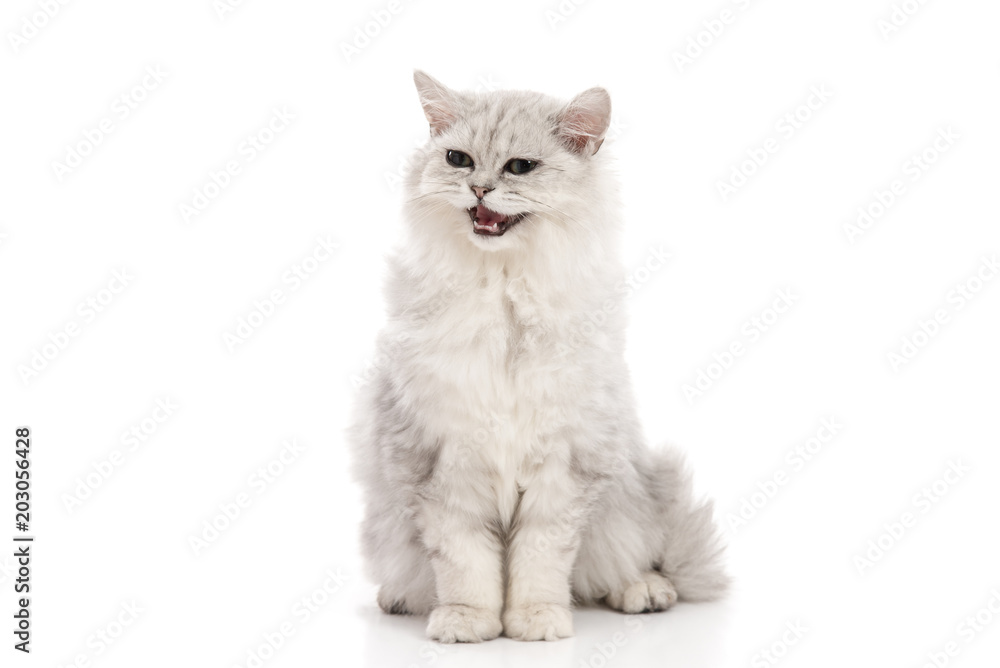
[471, 186, 493, 200]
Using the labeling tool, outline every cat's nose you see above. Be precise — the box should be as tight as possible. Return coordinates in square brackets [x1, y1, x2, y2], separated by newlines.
[471, 185, 493, 200]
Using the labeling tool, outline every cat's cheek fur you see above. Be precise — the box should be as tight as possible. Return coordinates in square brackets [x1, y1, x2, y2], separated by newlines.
[349, 73, 729, 643]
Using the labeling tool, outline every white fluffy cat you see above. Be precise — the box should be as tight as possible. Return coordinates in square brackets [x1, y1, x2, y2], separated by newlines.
[349, 71, 728, 643]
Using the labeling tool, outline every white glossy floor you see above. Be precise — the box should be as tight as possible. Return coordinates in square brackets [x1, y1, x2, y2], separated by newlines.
[341, 586, 735, 668]
[329, 512, 1000, 668]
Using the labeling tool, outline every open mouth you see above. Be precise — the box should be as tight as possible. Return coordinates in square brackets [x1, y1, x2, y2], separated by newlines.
[467, 204, 528, 236]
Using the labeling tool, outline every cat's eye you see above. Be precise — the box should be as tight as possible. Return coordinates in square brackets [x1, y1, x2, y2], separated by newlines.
[446, 150, 473, 168]
[505, 158, 538, 175]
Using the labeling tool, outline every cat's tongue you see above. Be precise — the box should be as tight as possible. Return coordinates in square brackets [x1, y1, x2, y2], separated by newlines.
[473, 204, 507, 235]
[476, 204, 506, 225]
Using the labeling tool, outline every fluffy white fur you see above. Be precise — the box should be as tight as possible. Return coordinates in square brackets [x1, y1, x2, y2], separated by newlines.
[349, 71, 729, 643]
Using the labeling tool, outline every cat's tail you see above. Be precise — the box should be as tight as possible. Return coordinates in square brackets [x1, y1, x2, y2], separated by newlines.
[652, 446, 731, 601]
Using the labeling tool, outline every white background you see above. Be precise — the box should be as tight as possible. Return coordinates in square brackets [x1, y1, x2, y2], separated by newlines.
[2, 0, 999, 666]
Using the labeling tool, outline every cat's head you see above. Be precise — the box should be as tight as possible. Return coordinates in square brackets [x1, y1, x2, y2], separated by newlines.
[405, 71, 613, 254]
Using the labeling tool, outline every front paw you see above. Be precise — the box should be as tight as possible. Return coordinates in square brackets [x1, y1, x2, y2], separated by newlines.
[502, 604, 574, 641]
[426, 604, 502, 643]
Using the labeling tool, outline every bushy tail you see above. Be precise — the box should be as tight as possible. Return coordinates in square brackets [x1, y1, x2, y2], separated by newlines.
[653, 446, 731, 601]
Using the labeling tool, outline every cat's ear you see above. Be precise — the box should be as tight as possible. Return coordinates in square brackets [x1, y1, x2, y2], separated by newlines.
[414, 70, 459, 135]
[557, 87, 612, 156]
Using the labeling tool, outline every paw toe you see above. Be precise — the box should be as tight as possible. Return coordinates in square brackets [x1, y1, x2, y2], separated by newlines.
[503, 604, 574, 641]
[607, 572, 678, 613]
[426, 605, 502, 643]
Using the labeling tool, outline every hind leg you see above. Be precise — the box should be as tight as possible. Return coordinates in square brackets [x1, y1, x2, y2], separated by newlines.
[574, 520, 676, 614]
[572, 477, 666, 609]
[376, 557, 435, 616]
[363, 507, 437, 616]
[575, 448, 730, 606]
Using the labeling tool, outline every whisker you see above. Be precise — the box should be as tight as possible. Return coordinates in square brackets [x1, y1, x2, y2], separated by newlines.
[420, 180, 462, 187]
[406, 190, 453, 203]
[509, 192, 569, 218]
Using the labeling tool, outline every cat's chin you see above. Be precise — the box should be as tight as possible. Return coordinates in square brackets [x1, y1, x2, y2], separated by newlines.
[465, 225, 524, 252]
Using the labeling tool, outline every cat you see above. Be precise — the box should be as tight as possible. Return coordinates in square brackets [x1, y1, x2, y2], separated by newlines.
[348, 71, 729, 643]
